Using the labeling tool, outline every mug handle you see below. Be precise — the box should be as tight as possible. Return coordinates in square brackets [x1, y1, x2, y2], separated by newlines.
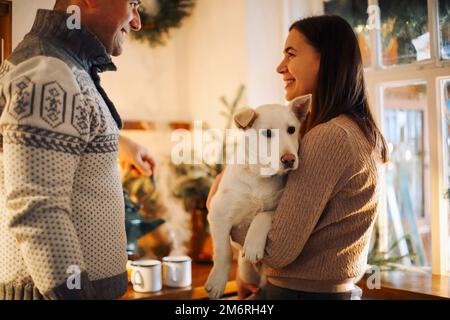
[166, 263, 180, 282]
[131, 269, 143, 286]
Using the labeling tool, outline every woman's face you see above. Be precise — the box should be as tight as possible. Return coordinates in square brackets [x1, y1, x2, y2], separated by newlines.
[277, 29, 321, 101]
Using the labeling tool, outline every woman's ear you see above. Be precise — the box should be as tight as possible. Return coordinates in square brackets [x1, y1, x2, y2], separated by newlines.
[234, 108, 257, 130]
[289, 94, 312, 121]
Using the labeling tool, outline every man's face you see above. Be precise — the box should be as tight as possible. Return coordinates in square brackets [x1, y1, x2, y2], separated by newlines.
[88, 0, 142, 56]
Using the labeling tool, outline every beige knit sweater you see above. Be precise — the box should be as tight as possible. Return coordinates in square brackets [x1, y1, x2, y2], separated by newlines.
[232, 114, 381, 293]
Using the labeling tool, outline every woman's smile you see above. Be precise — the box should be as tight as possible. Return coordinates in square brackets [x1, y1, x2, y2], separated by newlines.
[284, 77, 296, 89]
[277, 29, 320, 101]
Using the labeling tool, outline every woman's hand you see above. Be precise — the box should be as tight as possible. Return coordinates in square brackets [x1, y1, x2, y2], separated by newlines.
[206, 170, 225, 211]
[236, 271, 260, 299]
[118, 135, 156, 176]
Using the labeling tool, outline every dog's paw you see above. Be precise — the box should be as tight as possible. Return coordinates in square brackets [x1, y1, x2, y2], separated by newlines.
[205, 269, 227, 299]
[243, 241, 265, 264]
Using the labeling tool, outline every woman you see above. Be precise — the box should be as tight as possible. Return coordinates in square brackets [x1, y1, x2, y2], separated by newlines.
[206, 15, 388, 300]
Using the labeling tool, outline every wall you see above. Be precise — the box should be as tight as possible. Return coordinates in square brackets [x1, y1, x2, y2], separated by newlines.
[102, 0, 248, 127]
[244, 0, 326, 108]
[244, 0, 285, 108]
[11, 0, 54, 49]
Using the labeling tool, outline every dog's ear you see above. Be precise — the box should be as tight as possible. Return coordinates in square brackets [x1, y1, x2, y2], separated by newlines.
[234, 108, 257, 130]
[289, 94, 312, 121]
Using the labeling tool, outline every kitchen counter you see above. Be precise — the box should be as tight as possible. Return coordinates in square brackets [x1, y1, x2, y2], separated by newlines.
[120, 261, 238, 300]
[120, 262, 450, 300]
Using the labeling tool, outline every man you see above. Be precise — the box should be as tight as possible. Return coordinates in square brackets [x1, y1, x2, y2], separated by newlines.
[0, 0, 152, 299]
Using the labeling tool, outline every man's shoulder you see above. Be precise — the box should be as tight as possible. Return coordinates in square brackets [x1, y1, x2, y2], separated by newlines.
[1, 55, 83, 93]
[7, 35, 81, 71]
[0, 54, 97, 141]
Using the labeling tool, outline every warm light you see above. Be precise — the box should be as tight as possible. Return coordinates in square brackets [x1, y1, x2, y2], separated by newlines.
[405, 149, 412, 161]
[388, 142, 394, 153]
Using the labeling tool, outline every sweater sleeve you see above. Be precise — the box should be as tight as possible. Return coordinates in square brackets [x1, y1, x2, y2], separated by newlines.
[0, 56, 97, 299]
[231, 122, 354, 269]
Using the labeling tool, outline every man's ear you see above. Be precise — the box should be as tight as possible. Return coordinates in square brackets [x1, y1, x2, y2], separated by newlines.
[234, 108, 257, 130]
[82, 0, 97, 9]
[289, 94, 312, 121]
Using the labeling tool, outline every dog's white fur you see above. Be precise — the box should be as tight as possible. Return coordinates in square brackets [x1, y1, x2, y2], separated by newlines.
[205, 94, 311, 299]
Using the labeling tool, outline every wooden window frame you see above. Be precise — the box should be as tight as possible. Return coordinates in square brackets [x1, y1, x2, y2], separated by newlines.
[0, 1, 12, 63]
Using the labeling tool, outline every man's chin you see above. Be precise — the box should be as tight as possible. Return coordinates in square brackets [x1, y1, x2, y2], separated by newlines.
[110, 39, 125, 56]
[111, 47, 123, 57]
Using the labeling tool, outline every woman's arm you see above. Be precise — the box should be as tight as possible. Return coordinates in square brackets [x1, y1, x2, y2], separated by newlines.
[206, 171, 224, 211]
[231, 122, 354, 269]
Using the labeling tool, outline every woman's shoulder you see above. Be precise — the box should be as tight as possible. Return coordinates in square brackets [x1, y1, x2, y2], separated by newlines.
[301, 116, 352, 157]
[306, 114, 366, 143]
[304, 114, 351, 142]
[302, 114, 373, 160]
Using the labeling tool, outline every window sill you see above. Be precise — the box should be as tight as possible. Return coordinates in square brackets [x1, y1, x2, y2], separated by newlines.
[357, 270, 450, 300]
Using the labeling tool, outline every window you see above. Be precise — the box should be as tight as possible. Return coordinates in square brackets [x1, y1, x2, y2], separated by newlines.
[379, 0, 429, 66]
[323, 1, 372, 67]
[440, 0, 450, 59]
[324, 0, 434, 66]
[383, 84, 430, 267]
[316, 0, 450, 274]
[442, 79, 450, 272]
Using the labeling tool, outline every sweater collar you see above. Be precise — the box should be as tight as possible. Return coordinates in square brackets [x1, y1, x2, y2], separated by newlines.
[28, 9, 117, 73]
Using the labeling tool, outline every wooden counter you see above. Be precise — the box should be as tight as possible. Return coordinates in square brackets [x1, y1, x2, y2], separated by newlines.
[358, 270, 450, 300]
[120, 262, 237, 300]
[121, 262, 450, 300]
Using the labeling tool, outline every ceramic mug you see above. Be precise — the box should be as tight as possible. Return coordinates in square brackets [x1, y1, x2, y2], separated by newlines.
[130, 259, 162, 293]
[162, 256, 192, 288]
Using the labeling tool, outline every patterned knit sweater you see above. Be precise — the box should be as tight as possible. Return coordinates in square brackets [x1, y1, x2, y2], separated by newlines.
[232, 114, 381, 293]
[0, 10, 127, 299]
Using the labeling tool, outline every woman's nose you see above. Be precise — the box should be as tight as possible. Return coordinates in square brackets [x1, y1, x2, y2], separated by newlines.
[130, 10, 142, 31]
[277, 59, 287, 74]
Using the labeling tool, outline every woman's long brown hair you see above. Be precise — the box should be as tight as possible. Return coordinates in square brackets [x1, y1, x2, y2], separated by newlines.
[291, 15, 388, 163]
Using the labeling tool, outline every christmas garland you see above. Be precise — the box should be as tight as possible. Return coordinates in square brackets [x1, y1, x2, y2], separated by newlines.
[132, 0, 195, 47]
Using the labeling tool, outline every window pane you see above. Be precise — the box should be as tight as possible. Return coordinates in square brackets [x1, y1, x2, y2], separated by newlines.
[383, 84, 431, 268]
[380, 0, 429, 66]
[323, 0, 372, 68]
[442, 80, 450, 272]
[440, 0, 450, 60]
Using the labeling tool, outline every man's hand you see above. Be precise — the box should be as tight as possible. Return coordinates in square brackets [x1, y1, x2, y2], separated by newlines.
[206, 170, 225, 211]
[118, 135, 156, 176]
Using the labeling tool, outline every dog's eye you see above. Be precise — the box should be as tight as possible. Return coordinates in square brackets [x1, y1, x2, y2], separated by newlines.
[262, 129, 272, 138]
[287, 126, 296, 135]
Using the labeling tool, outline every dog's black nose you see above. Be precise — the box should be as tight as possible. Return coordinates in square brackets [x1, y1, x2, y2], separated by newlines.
[281, 154, 296, 169]
[282, 159, 295, 169]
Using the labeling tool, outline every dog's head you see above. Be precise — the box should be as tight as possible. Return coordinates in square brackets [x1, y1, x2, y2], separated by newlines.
[233, 94, 311, 176]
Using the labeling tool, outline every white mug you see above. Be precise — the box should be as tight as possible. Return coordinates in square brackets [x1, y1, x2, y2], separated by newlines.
[130, 259, 162, 293]
[162, 256, 192, 288]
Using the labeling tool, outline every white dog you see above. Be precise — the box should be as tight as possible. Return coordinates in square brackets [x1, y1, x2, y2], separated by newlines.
[205, 94, 311, 299]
